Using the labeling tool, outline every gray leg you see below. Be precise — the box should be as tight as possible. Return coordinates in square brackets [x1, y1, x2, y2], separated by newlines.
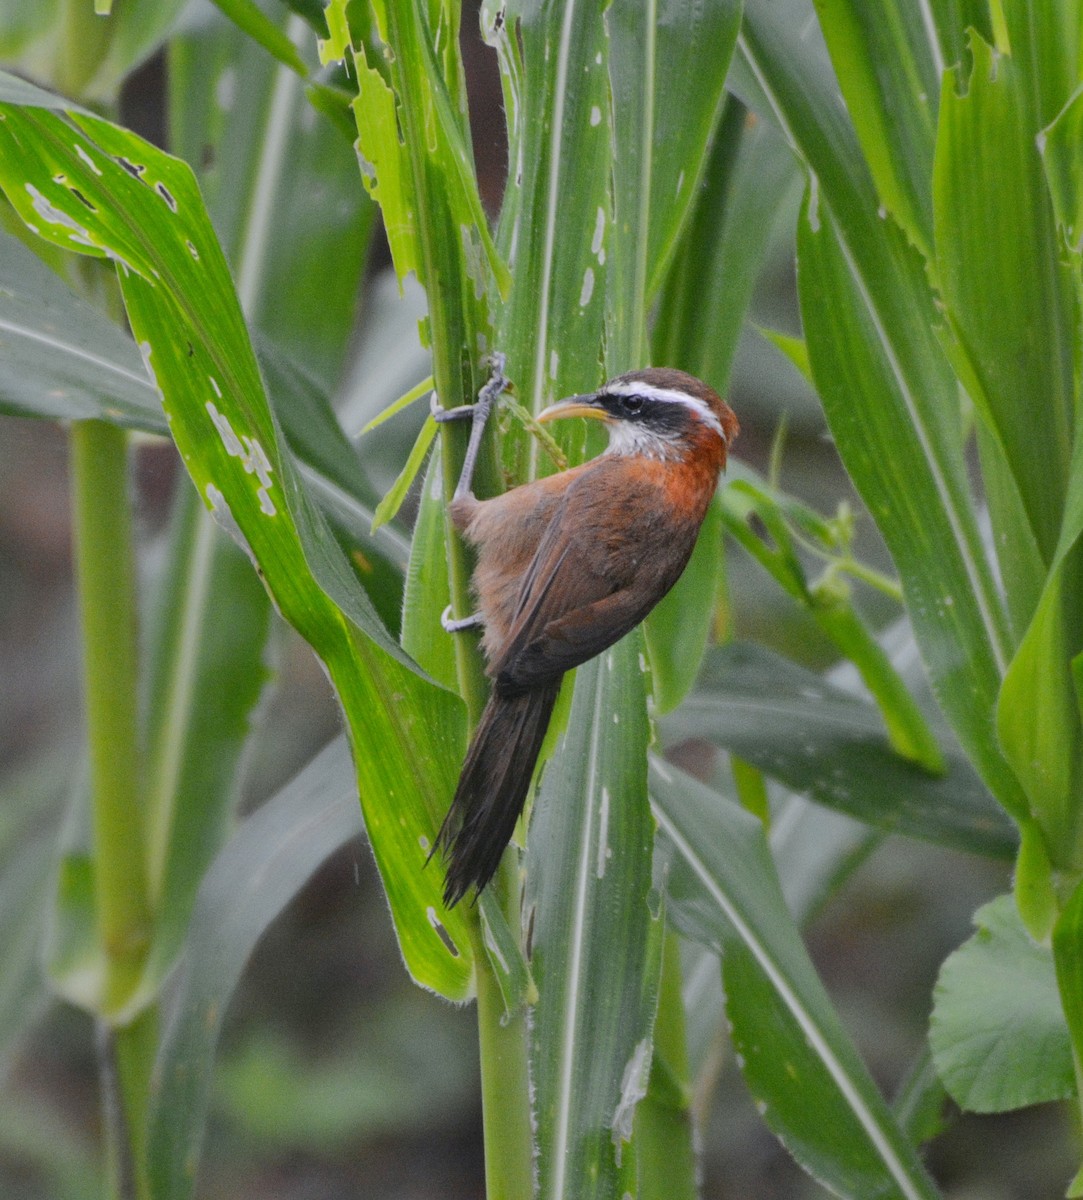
[441, 605, 484, 633]
[431, 353, 508, 503]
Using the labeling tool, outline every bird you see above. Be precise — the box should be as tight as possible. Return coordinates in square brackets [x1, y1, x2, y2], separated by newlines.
[431, 360, 739, 906]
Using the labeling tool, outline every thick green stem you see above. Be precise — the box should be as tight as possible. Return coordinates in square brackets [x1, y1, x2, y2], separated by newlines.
[71, 421, 150, 1011]
[97, 1008, 158, 1200]
[472, 857, 535, 1200]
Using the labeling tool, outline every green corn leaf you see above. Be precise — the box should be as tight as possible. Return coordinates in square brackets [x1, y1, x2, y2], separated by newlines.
[169, 9, 375, 389]
[998, 426, 1083, 901]
[933, 30, 1075, 569]
[203, 0, 308, 76]
[0, 226, 166, 430]
[643, 494, 724, 714]
[526, 641, 662, 1200]
[813, 0, 939, 256]
[652, 758, 941, 1200]
[137, 488, 272, 989]
[0, 753, 68, 1072]
[1043, 85, 1083, 265]
[0, 90, 473, 999]
[653, 94, 799, 398]
[146, 737, 364, 1200]
[606, 0, 741, 361]
[488, 0, 612, 416]
[739, 4, 1025, 822]
[931, 894, 1075, 1112]
[661, 643, 1016, 859]
[796, 198, 1025, 820]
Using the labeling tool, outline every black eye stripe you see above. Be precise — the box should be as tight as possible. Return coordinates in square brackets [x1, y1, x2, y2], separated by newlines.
[621, 394, 644, 414]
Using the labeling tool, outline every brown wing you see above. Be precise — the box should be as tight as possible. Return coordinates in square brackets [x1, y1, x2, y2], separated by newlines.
[491, 458, 700, 696]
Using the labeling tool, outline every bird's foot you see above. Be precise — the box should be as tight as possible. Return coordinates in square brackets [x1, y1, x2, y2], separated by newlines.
[430, 394, 474, 423]
[431, 353, 509, 425]
[441, 605, 483, 634]
[438, 353, 510, 503]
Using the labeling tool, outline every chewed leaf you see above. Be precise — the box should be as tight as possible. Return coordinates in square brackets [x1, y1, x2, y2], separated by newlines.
[0, 91, 475, 1002]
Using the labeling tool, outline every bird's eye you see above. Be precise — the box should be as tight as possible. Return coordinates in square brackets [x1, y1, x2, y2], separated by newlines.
[621, 394, 645, 416]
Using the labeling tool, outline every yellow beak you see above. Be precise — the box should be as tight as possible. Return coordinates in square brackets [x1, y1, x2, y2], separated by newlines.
[536, 396, 609, 424]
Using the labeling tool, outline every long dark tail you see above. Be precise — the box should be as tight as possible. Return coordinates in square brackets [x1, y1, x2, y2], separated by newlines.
[436, 684, 559, 907]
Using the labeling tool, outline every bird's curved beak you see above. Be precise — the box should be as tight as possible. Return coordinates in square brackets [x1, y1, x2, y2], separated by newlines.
[536, 394, 608, 424]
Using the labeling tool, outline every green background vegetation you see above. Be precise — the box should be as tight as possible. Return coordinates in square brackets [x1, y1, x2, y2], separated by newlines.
[1, 1, 1082, 1197]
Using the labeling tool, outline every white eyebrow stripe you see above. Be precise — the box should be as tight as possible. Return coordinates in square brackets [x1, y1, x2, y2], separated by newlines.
[603, 380, 727, 440]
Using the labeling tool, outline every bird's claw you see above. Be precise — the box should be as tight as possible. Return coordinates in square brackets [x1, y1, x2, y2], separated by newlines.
[430, 353, 509, 425]
[430, 393, 474, 424]
[441, 604, 483, 634]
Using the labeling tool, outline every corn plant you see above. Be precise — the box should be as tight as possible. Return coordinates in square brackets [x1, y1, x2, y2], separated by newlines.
[0, 0, 1081, 1198]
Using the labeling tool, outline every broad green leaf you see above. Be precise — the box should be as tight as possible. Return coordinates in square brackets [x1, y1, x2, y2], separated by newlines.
[0, 94, 473, 997]
[146, 737, 364, 1200]
[606, 0, 740, 362]
[653, 96, 800, 398]
[934, 30, 1075, 567]
[169, 10, 375, 389]
[652, 759, 940, 1200]
[974, 417, 1046, 643]
[813, 0, 939, 256]
[1043, 85, 1083, 264]
[139, 487, 271, 986]
[661, 643, 1016, 859]
[796, 199, 1024, 820]
[930, 894, 1075, 1112]
[997, 541, 1083, 880]
[626, 0, 742, 300]
[739, 5, 1025, 820]
[0, 226, 166, 430]
[999, 0, 1081, 130]
[489, 1, 611, 418]
[527, 642, 661, 1200]
[924, 0, 994, 76]
[203, 0, 308, 75]
[0, 226, 404, 598]
[643, 495, 724, 714]
[0, 753, 69, 1072]
[997, 332, 1083, 887]
[0, 70, 84, 110]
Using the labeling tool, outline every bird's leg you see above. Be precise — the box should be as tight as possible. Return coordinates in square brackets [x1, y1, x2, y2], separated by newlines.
[431, 351, 508, 503]
[440, 605, 483, 633]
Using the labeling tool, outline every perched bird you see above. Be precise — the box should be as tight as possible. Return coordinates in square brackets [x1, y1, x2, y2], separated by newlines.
[433, 362, 739, 906]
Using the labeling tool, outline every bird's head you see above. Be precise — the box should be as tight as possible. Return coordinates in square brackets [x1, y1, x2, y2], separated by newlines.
[537, 367, 738, 465]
